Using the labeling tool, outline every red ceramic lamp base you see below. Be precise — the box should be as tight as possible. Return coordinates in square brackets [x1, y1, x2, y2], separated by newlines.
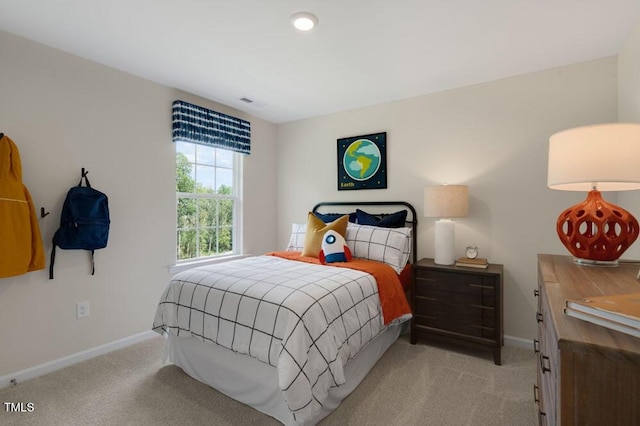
[556, 190, 639, 264]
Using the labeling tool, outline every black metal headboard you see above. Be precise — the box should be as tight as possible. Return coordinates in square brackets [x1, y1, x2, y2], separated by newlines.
[312, 201, 418, 264]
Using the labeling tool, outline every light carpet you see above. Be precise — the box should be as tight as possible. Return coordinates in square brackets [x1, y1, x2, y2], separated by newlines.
[0, 335, 537, 426]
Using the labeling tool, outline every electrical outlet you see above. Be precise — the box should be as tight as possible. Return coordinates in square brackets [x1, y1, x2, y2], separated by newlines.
[76, 301, 89, 319]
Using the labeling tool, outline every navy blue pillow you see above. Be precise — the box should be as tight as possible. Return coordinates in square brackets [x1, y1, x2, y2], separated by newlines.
[356, 209, 407, 228]
[314, 212, 357, 224]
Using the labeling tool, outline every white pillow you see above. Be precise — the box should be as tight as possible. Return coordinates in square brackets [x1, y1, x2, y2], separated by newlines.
[286, 223, 307, 252]
[345, 223, 411, 274]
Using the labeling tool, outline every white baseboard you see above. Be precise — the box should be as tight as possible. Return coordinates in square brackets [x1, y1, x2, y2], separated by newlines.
[0, 330, 158, 389]
[504, 334, 534, 350]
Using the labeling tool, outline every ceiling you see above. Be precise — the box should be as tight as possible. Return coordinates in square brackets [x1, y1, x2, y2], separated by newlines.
[1, 1, 640, 124]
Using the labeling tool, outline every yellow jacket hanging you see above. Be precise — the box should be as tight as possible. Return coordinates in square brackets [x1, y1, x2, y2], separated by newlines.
[0, 134, 45, 278]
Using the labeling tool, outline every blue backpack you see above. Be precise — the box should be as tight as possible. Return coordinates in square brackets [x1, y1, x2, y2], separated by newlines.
[49, 171, 110, 279]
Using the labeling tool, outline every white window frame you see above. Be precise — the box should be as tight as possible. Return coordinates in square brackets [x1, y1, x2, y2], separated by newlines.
[173, 142, 243, 272]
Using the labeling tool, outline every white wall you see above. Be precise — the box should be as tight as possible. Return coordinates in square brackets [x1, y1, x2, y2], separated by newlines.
[619, 20, 640, 122]
[618, 20, 640, 259]
[0, 30, 278, 377]
[276, 58, 618, 341]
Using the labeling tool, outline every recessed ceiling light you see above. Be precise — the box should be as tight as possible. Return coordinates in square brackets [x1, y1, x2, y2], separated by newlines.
[291, 12, 318, 31]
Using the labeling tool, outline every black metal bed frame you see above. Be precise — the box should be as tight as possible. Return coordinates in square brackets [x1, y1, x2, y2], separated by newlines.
[311, 201, 418, 265]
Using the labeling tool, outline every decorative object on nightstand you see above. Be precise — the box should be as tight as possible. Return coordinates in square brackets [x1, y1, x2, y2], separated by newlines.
[547, 123, 640, 266]
[456, 244, 489, 268]
[464, 244, 478, 259]
[410, 258, 504, 364]
[424, 185, 468, 265]
[455, 257, 488, 269]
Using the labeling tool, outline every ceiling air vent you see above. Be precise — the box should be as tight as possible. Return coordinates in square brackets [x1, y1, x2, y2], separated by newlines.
[239, 97, 266, 108]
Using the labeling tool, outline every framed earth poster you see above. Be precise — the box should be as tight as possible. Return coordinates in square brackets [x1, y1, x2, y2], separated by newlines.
[337, 132, 387, 190]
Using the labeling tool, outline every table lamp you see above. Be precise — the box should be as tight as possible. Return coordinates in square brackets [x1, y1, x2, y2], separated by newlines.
[424, 185, 469, 265]
[547, 123, 640, 265]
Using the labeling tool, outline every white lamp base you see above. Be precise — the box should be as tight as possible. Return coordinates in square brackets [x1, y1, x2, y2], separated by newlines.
[434, 219, 455, 265]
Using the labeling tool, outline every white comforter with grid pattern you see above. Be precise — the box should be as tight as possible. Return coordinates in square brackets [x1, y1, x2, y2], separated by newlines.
[152, 255, 388, 424]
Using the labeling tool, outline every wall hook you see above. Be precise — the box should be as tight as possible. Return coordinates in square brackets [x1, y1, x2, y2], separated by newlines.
[40, 207, 50, 218]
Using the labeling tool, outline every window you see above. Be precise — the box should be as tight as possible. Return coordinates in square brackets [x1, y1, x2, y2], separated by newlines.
[176, 141, 241, 261]
[172, 99, 250, 263]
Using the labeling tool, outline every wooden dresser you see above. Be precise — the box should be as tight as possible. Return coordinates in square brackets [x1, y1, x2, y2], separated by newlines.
[411, 258, 504, 365]
[536, 254, 640, 425]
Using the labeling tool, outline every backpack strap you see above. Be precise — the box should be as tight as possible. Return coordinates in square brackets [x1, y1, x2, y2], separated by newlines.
[77, 169, 92, 188]
[50, 246, 96, 278]
[49, 242, 56, 280]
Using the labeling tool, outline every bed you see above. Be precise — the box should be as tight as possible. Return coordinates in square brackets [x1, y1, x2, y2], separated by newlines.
[152, 201, 418, 425]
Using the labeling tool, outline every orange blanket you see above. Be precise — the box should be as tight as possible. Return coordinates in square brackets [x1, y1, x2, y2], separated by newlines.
[268, 251, 412, 325]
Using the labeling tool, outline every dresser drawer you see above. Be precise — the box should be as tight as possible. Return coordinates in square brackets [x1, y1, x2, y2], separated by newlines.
[537, 286, 557, 425]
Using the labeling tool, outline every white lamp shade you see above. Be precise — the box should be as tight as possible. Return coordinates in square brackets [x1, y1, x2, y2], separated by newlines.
[547, 123, 640, 192]
[424, 185, 469, 218]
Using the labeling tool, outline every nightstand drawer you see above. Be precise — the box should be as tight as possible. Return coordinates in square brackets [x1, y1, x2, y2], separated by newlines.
[415, 271, 496, 298]
[414, 295, 496, 338]
[414, 312, 496, 339]
[415, 268, 483, 285]
[414, 288, 496, 309]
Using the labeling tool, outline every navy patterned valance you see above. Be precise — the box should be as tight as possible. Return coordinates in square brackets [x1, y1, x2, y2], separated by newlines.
[172, 100, 251, 155]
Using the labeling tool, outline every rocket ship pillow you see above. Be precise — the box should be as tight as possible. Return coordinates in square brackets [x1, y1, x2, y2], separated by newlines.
[319, 230, 352, 264]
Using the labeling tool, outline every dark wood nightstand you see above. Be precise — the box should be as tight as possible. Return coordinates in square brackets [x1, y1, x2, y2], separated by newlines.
[411, 258, 504, 365]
